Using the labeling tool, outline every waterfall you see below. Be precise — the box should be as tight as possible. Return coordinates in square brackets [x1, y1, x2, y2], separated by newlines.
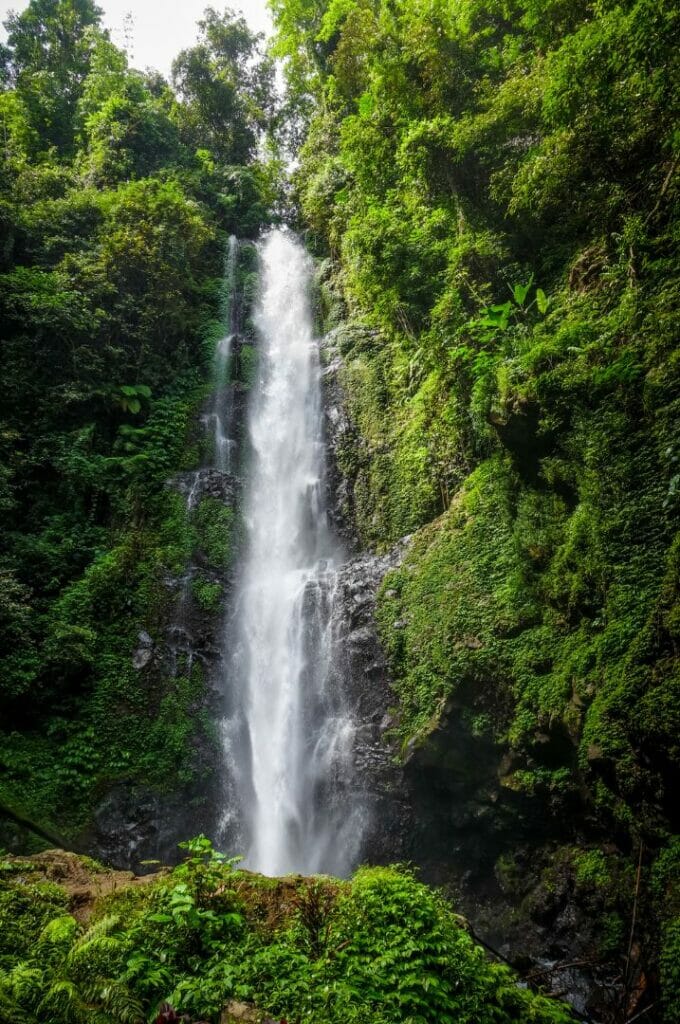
[221, 229, 363, 877]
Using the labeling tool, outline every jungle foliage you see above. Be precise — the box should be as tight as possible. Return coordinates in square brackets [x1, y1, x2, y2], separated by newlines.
[0, 0, 275, 835]
[1, 0, 679, 1018]
[0, 841, 577, 1024]
[270, 0, 679, 1016]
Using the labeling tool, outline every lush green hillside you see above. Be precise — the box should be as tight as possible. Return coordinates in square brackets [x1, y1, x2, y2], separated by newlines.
[0, 0, 274, 839]
[271, 0, 679, 1016]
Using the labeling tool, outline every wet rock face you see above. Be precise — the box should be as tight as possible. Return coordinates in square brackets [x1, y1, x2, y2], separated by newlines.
[324, 544, 412, 865]
[88, 783, 215, 871]
[322, 540, 536, 879]
[173, 467, 238, 508]
[96, 472, 240, 870]
[320, 332, 363, 550]
[89, 350, 247, 870]
[132, 631, 154, 670]
[331, 547, 404, 727]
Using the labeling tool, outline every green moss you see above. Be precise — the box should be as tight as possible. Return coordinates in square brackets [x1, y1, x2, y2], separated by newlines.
[237, 343, 258, 388]
[651, 839, 680, 913]
[598, 912, 625, 959]
[373, 285, 678, 825]
[573, 849, 611, 890]
[648, 839, 680, 1022]
[153, 489, 198, 577]
[377, 456, 541, 745]
[339, 345, 442, 547]
[660, 917, 680, 1024]
[143, 665, 213, 787]
[195, 497, 236, 569]
[191, 574, 224, 613]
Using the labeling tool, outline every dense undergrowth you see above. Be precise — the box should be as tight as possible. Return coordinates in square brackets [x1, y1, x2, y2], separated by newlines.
[0, 839, 577, 1024]
[271, 0, 679, 1015]
[0, 0, 275, 839]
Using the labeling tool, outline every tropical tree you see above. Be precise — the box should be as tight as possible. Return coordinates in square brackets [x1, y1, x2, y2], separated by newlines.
[2, 0, 103, 153]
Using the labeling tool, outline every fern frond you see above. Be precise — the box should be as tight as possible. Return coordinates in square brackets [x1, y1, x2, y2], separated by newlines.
[73, 914, 121, 949]
[0, 982, 35, 1024]
[3, 963, 43, 1002]
[97, 980, 145, 1023]
[37, 977, 83, 1022]
[39, 915, 79, 946]
[79, 976, 144, 1024]
[67, 933, 123, 968]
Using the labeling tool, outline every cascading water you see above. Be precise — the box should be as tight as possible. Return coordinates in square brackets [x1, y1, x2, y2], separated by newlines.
[221, 229, 364, 877]
[209, 234, 239, 475]
[170, 236, 240, 669]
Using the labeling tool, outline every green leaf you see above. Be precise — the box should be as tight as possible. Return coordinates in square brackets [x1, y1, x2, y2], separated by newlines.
[479, 301, 511, 330]
[536, 287, 550, 314]
[512, 275, 534, 306]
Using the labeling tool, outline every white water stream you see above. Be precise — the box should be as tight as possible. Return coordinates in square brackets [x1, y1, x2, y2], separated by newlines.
[223, 230, 362, 876]
[210, 234, 239, 475]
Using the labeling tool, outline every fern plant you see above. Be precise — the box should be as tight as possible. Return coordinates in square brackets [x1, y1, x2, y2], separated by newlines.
[0, 913, 143, 1024]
